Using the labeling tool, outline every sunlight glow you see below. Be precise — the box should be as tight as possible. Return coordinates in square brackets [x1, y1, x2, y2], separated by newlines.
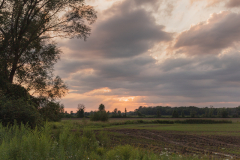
[117, 97, 135, 102]
[84, 87, 111, 96]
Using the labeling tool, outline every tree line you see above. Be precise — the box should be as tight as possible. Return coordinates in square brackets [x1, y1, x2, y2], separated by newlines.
[133, 106, 240, 118]
[64, 105, 240, 119]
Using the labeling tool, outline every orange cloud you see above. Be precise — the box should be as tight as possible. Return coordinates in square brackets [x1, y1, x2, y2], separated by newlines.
[190, 0, 223, 7]
[84, 87, 111, 96]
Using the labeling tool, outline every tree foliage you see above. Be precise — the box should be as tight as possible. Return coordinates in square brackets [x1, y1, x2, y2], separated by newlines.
[76, 103, 85, 118]
[0, 0, 97, 125]
[98, 104, 105, 112]
[38, 101, 64, 121]
[90, 104, 108, 121]
[0, 0, 97, 100]
[0, 95, 42, 128]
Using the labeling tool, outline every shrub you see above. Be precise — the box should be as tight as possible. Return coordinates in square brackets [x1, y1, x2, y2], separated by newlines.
[90, 111, 109, 122]
[38, 101, 64, 121]
[0, 96, 42, 128]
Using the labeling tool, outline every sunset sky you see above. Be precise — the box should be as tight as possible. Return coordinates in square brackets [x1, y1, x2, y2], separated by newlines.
[54, 0, 240, 113]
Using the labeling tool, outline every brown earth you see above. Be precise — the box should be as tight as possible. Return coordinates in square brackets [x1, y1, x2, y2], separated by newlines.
[62, 117, 240, 122]
[106, 128, 240, 159]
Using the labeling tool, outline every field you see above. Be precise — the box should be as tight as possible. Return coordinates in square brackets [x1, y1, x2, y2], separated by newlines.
[61, 118, 240, 159]
[1, 118, 240, 159]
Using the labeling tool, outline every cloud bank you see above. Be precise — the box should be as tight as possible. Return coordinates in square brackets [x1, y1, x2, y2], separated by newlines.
[55, 0, 240, 112]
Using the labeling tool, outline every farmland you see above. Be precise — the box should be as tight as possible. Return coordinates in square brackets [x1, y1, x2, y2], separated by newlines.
[1, 118, 240, 159]
[60, 118, 240, 159]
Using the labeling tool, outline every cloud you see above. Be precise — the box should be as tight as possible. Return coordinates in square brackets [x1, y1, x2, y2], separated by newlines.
[190, 0, 240, 8]
[172, 11, 240, 55]
[58, 48, 240, 111]
[58, 0, 172, 59]
[190, 0, 222, 7]
[225, 0, 240, 8]
[55, 0, 240, 111]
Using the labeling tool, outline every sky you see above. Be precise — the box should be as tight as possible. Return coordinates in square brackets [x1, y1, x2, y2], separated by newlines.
[54, 0, 240, 113]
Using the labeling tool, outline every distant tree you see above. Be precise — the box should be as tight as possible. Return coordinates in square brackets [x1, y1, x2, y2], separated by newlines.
[113, 108, 118, 115]
[172, 110, 179, 118]
[181, 110, 185, 118]
[236, 106, 240, 117]
[190, 110, 196, 118]
[219, 108, 228, 118]
[99, 104, 105, 111]
[118, 110, 122, 117]
[90, 104, 108, 121]
[157, 110, 161, 118]
[209, 106, 214, 118]
[76, 104, 85, 118]
[70, 111, 73, 115]
[137, 110, 144, 117]
[124, 108, 127, 117]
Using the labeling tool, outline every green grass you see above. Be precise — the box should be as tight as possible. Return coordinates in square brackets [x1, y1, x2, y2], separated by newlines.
[0, 122, 216, 160]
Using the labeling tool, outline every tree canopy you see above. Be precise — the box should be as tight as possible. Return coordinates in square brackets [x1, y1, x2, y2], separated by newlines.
[0, 0, 97, 126]
[0, 0, 97, 100]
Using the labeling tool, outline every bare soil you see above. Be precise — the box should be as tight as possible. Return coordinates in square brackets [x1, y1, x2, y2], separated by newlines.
[106, 128, 240, 159]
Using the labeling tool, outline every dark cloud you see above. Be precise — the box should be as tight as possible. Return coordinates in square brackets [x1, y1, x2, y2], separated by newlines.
[56, 50, 240, 104]
[59, 0, 172, 59]
[173, 11, 240, 55]
[55, 0, 240, 110]
[225, 0, 240, 8]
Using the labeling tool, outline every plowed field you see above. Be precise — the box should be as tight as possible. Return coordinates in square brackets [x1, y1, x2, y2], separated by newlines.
[107, 128, 240, 159]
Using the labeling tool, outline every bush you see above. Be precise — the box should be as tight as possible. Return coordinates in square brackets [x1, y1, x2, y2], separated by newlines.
[90, 111, 109, 122]
[0, 96, 42, 128]
[38, 101, 64, 121]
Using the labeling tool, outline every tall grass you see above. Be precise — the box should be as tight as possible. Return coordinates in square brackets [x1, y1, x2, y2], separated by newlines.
[0, 122, 225, 159]
[0, 122, 161, 160]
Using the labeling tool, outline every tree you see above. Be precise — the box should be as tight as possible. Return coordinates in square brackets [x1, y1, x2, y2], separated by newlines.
[113, 108, 118, 115]
[0, 0, 97, 100]
[118, 110, 122, 117]
[76, 103, 85, 118]
[190, 110, 196, 118]
[157, 110, 161, 118]
[172, 110, 179, 118]
[124, 108, 127, 117]
[181, 110, 185, 118]
[236, 106, 240, 117]
[90, 104, 108, 121]
[99, 104, 105, 111]
[38, 101, 64, 121]
[218, 108, 228, 118]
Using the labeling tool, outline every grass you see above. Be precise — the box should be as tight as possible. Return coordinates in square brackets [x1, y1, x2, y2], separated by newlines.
[1, 118, 239, 159]
[0, 122, 217, 160]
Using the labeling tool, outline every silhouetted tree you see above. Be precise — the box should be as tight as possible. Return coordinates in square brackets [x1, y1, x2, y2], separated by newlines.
[76, 104, 85, 118]
[90, 104, 108, 121]
[181, 110, 185, 118]
[124, 108, 127, 117]
[157, 110, 161, 118]
[99, 104, 105, 111]
[172, 110, 179, 118]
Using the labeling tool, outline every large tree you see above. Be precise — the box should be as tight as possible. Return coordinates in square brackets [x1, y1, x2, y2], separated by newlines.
[0, 0, 97, 99]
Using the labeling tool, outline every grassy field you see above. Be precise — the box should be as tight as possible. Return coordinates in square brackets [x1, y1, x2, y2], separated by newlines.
[1, 118, 240, 159]
[59, 118, 240, 159]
